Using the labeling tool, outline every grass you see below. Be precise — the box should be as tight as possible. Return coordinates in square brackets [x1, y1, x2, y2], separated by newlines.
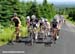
[0, 42, 8, 46]
[1, 15, 75, 46]
[64, 15, 75, 25]
[0, 26, 28, 46]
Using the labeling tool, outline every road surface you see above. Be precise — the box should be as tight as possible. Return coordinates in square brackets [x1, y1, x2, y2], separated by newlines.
[0, 22, 75, 54]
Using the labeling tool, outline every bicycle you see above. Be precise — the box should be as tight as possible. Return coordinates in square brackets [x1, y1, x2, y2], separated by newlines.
[28, 26, 36, 45]
[50, 27, 58, 44]
[37, 26, 46, 42]
[8, 27, 22, 45]
[43, 28, 53, 47]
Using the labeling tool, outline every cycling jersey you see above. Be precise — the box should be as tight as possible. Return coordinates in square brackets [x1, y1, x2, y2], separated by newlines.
[26, 19, 30, 27]
[51, 21, 58, 28]
[12, 18, 19, 27]
[30, 19, 38, 28]
[40, 22, 43, 27]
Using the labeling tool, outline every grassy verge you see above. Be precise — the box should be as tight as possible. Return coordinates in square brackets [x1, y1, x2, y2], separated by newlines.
[0, 26, 28, 46]
[64, 15, 75, 25]
[0, 42, 8, 46]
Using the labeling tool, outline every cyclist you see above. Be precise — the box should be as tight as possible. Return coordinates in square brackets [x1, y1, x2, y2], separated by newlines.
[30, 15, 39, 40]
[50, 18, 58, 41]
[11, 13, 21, 41]
[60, 15, 65, 24]
[26, 16, 30, 28]
[44, 19, 50, 30]
[44, 19, 50, 37]
[39, 17, 44, 30]
[26, 16, 31, 33]
[54, 13, 62, 38]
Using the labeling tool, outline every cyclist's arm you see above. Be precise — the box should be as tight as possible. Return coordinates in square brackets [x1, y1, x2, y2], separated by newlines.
[57, 22, 60, 29]
[50, 22, 52, 28]
[17, 17, 21, 26]
[11, 18, 14, 25]
[47, 22, 50, 29]
[10, 18, 14, 29]
[11, 18, 13, 22]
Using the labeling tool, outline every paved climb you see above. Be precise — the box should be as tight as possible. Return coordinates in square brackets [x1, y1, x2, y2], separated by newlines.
[0, 23, 75, 54]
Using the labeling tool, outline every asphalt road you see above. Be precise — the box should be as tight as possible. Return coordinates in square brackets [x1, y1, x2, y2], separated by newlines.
[0, 23, 75, 54]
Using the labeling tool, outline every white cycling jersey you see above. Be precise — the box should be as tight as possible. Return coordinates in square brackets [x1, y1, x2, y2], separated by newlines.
[54, 14, 61, 23]
[44, 21, 50, 30]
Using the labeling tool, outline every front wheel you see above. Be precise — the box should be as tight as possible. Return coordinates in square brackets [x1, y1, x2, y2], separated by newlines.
[50, 28, 58, 43]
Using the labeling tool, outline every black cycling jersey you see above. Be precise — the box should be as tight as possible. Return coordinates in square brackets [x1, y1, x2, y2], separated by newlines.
[30, 21, 37, 28]
[35, 18, 38, 23]
[30, 19, 33, 22]
[51, 21, 58, 28]
[13, 18, 19, 27]
[40, 22, 43, 26]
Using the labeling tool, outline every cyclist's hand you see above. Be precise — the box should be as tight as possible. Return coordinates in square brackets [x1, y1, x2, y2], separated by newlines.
[18, 24, 21, 27]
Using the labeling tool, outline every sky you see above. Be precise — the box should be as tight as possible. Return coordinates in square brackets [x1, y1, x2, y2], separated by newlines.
[20, 0, 75, 3]
[20, 0, 75, 6]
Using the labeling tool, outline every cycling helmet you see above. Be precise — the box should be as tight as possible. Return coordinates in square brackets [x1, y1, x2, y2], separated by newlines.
[31, 15, 36, 19]
[26, 16, 30, 20]
[13, 13, 17, 16]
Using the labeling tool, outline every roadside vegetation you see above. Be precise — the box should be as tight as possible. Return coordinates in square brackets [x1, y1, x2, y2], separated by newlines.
[0, 0, 75, 46]
[0, 0, 56, 46]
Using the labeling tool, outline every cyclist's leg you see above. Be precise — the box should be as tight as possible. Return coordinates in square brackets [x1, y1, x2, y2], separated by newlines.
[34, 27, 37, 40]
[15, 26, 20, 41]
[57, 25, 60, 39]
[56, 28, 58, 36]
[57, 24, 61, 36]
[50, 28, 54, 39]
[52, 28, 57, 41]
[54, 27, 60, 40]
[27, 27, 30, 37]
[45, 28, 48, 39]
[50, 27, 56, 44]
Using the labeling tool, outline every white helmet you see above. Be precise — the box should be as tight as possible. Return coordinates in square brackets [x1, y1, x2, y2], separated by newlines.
[42, 19, 45, 22]
[31, 15, 36, 19]
[27, 16, 30, 20]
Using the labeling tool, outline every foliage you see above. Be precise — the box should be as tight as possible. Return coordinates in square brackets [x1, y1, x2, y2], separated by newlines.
[59, 8, 75, 21]
[0, 0, 56, 27]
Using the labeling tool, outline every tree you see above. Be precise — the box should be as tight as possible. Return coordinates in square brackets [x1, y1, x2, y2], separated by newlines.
[0, 0, 25, 26]
[27, 1, 39, 17]
[43, 0, 47, 5]
[39, 0, 56, 20]
[0, 0, 56, 26]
